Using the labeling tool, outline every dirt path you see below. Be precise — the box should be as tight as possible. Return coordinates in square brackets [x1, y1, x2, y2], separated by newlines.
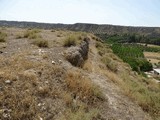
[86, 40, 152, 120]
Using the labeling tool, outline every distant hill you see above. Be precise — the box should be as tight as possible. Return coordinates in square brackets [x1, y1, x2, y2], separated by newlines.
[0, 20, 160, 35]
[0, 20, 160, 45]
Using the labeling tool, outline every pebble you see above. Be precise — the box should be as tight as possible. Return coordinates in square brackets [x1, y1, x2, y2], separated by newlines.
[38, 103, 42, 107]
[52, 61, 56, 64]
[45, 81, 49, 84]
[5, 80, 12, 84]
[59, 60, 62, 63]
[39, 116, 43, 120]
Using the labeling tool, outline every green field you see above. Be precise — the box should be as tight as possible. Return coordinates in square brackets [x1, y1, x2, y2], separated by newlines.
[111, 44, 153, 72]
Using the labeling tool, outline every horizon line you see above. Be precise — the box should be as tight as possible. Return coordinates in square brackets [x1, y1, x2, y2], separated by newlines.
[0, 19, 160, 28]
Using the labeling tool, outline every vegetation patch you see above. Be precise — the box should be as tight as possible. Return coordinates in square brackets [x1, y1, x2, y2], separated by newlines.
[97, 33, 160, 45]
[63, 32, 88, 47]
[24, 29, 41, 39]
[102, 57, 118, 72]
[65, 70, 104, 104]
[111, 44, 153, 72]
[0, 31, 7, 42]
[32, 39, 48, 47]
[63, 35, 77, 47]
[64, 107, 99, 120]
[96, 42, 160, 119]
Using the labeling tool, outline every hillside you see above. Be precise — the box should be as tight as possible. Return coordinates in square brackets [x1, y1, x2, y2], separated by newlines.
[1, 20, 160, 37]
[0, 27, 160, 120]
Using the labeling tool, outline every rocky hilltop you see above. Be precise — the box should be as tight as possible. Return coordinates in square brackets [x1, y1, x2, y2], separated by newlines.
[1, 20, 160, 37]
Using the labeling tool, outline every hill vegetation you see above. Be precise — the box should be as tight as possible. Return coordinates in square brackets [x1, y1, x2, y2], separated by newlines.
[111, 44, 153, 73]
[1, 20, 160, 45]
[0, 23, 160, 120]
[96, 33, 160, 45]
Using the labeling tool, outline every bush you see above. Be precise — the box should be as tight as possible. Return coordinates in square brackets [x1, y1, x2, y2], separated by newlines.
[32, 39, 48, 48]
[63, 36, 76, 47]
[95, 42, 103, 48]
[16, 34, 23, 39]
[102, 57, 118, 72]
[0, 31, 7, 42]
[65, 70, 104, 104]
[24, 29, 41, 39]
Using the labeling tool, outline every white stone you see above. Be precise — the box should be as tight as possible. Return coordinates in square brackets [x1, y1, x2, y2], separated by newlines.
[5, 80, 12, 84]
[52, 61, 56, 64]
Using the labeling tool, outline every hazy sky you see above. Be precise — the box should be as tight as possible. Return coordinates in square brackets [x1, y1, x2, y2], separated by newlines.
[0, 0, 160, 26]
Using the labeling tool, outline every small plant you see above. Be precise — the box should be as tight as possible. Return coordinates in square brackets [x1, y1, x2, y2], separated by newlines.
[102, 57, 118, 72]
[0, 31, 7, 42]
[57, 34, 61, 37]
[37, 86, 50, 97]
[32, 39, 48, 47]
[24, 29, 41, 39]
[51, 29, 56, 32]
[95, 42, 103, 48]
[63, 35, 76, 47]
[16, 34, 23, 39]
[65, 70, 104, 104]
[65, 107, 99, 120]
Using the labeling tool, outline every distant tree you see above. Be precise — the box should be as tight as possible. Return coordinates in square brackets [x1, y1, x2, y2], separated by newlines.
[129, 34, 136, 43]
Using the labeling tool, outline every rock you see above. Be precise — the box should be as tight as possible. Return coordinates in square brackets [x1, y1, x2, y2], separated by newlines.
[65, 47, 83, 67]
[65, 37, 89, 67]
[52, 61, 56, 64]
[58, 60, 62, 64]
[39, 116, 43, 120]
[0, 51, 3, 54]
[5, 80, 12, 84]
[38, 103, 42, 107]
[45, 81, 49, 84]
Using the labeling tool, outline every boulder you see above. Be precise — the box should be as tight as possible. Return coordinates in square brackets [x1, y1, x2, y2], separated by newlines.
[65, 37, 89, 67]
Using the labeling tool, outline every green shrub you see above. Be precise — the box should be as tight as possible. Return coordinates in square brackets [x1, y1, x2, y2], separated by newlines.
[32, 39, 48, 48]
[0, 31, 7, 42]
[111, 44, 153, 72]
[63, 36, 76, 47]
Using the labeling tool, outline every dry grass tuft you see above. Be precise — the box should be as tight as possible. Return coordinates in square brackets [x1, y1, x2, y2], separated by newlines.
[0, 31, 7, 42]
[32, 38, 49, 47]
[102, 57, 118, 72]
[61, 92, 73, 107]
[82, 59, 93, 72]
[0, 88, 37, 120]
[63, 35, 77, 47]
[24, 29, 41, 39]
[15, 34, 23, 39]
[63, 107, 99, 120]
[65, 70, 104, 104]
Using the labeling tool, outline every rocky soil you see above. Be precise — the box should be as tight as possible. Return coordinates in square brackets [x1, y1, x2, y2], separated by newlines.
[0, 27, 152, 120]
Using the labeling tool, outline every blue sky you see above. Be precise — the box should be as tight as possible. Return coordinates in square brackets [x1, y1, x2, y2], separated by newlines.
[0, 0, 160, 26]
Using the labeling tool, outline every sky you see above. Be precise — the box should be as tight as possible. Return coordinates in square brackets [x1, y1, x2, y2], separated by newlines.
[0, 0, 160, 27]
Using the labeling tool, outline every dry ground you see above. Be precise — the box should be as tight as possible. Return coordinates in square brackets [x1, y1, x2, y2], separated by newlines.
[144, 52, 160, 64]
[0, 27, 156, 120]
